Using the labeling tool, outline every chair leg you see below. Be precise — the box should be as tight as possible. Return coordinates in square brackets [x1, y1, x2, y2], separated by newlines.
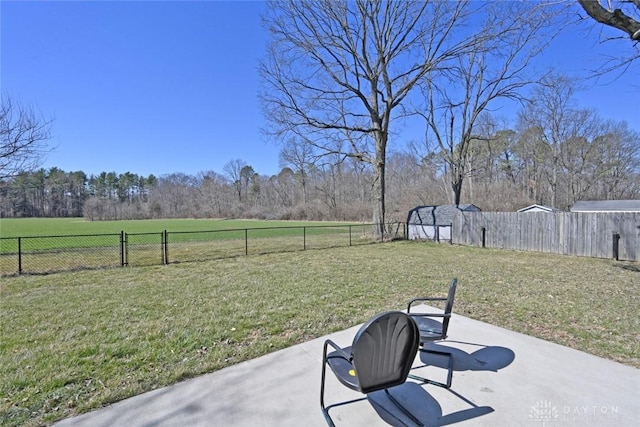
[409, 348, 453, 389]
[320, 347, 336, 426]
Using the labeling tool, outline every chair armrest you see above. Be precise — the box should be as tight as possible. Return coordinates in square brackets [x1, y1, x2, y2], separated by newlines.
[407, 296, 447, 312]
[323, 339, 352, 361]
[409, 312, 450, 318]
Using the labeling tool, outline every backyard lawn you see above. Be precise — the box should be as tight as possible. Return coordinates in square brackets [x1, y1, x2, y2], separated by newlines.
[1, 240, 638, 426]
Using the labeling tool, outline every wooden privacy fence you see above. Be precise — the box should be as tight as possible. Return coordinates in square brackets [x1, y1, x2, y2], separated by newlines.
[452, 211, 640, 262]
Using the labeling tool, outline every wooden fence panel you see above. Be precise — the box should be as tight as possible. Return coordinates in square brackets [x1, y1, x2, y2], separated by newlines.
[452, 211, 640, 262]
[619, 213, 639, 261]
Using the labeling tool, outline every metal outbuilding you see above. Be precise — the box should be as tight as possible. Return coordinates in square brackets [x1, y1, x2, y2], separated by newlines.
[407, 204, 481, 241]
[516, 204, 558, 213]
[570, 200, 640, 213]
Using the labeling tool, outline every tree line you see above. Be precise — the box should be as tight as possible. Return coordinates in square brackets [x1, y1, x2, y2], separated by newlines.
[0, 170, 157, 219]
[1, 100, 638, 222]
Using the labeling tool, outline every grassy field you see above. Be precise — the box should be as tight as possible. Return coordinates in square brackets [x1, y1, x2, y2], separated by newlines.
[1, 241, 639, 426]
[0, 217, 359, 238]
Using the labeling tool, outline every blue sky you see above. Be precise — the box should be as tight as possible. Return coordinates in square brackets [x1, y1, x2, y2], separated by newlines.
[1, 1, 638, 179]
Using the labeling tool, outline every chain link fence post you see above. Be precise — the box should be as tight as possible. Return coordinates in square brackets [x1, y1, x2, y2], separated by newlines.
[18, 237, 22, 275]
[120, 231, 126, 266]
[163, 230, 169, 264]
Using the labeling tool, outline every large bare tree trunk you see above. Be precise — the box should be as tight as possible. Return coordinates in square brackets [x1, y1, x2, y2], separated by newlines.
[372, 131, 386, 236]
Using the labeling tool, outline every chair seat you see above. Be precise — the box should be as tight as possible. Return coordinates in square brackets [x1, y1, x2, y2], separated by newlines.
[326, 346, 360, 391]
[411, 316, 444, 341]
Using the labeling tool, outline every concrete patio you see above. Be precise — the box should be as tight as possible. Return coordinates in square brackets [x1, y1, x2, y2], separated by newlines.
[55, 309, 640, 426]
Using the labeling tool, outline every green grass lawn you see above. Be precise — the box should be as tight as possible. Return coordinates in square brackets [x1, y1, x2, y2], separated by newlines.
[1, 241, 639, 426]
[0, 217, 358, 238]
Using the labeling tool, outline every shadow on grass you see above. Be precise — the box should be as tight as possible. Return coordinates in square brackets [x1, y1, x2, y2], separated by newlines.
[614, 262, 640, 273]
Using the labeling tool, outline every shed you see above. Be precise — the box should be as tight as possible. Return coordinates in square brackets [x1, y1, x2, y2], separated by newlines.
[407, 204, 481, 241]
[517, 204, 558, 213]
[570, 200, 640, 213]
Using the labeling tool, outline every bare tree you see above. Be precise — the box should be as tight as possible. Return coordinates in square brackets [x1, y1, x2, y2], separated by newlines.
[517, 73, 579, 209]
[556, 109, 602, 205]
[195, 171, 229, 217]
[590, 120, 640, 199]
[223, 159, 247, 203]
[1, 95, 53, 179]
[418, 1, 561, 205]
[577, 0, 640, 71]
[260, 0, 482, 235]
[279, 137, 317, 205]
[269, 167, 295, 208]
[149, 173, 197, 218]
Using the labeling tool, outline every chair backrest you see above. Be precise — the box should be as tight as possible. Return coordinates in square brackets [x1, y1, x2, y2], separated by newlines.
[350, 311, 420, 394]
[441, 278, 458, 336]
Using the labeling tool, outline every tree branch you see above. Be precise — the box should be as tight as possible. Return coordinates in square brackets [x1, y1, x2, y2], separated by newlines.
[577, 0, 640, 41]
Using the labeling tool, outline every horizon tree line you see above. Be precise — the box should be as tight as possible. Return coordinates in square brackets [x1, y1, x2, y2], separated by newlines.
[1, 106, 638, 222]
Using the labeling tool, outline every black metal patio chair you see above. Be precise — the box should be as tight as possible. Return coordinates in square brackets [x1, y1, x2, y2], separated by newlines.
[407, 278, 458, 388]
[320, 311, 421, 426]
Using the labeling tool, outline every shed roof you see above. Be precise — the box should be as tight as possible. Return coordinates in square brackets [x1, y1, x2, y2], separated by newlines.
[570, 200, 640, 212]
[517, 204, 558, 213]
[407, 204, 481, 226]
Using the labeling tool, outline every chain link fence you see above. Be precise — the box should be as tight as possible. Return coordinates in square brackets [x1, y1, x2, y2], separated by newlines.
[1, 223, 406, 276]
[0, 233, 122, 275]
